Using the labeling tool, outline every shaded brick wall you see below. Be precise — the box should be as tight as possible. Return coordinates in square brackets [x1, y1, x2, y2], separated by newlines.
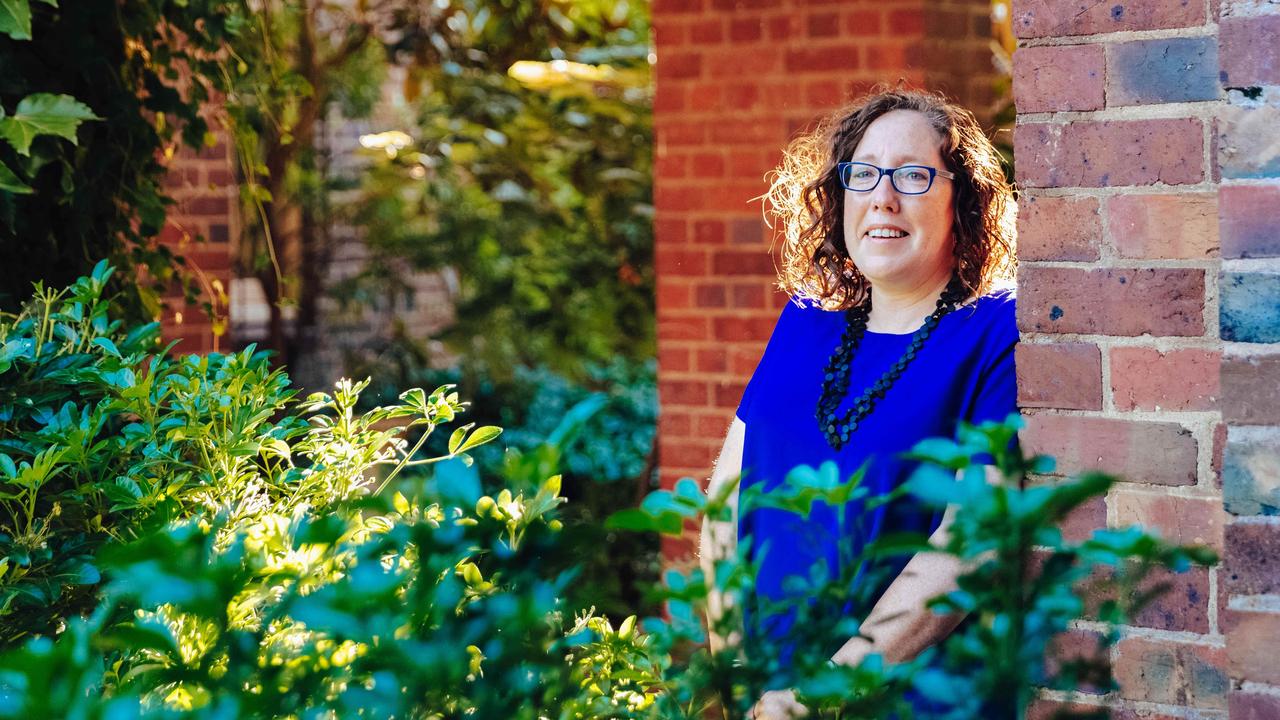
[653, 0, 998, 558]
[1012, 0, 1280, 715]
[156, 133, 236, 355]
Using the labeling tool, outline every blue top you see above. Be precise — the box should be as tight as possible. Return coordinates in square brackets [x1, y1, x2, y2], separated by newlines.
[734, 287, 1018, 655]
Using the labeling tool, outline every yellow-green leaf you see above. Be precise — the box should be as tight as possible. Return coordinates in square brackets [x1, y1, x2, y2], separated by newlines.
[0, 93, 100, 156]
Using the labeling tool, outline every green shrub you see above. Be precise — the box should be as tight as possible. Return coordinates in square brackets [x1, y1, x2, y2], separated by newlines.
[0, 268, 1215, 719]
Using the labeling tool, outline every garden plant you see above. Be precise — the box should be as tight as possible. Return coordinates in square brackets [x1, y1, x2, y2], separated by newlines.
[0, 268, 1214, 718]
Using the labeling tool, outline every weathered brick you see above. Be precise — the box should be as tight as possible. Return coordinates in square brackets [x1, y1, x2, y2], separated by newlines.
[1219, 184, 1280, 259]
[1043, 628, 1109, 694]
[713, 379, 747, 408]
[729, 217, 765, 245]
[658, 316, 707, 341]
[1016, 342, 1103, 410]
[1114, 637, 1229, 710]
[1111, 490, 1225, 550]
[694, 284, 726, 308]
[843, 10, 882, 36]
[658, 346, 690, 372]
[1221, 352, 1280, 424]
[712, 250, 774, 276]
[1107, 37, 1219, 106]
[1223, 520, 1280, 595]
[1014, 44, 1105, 113]
[806, 12, 839, 38]
[1221, 272, 1280, 343]
[1109, 192, 1218, 260]
[1220, 15, 1280, 87]
[1130, 566, 1212, 634]
[1223, 427, 1280, 516]
[1012, 0, 1204, 39]
[656, 51, 703, 80]
[693, 220, 726, 245]
[712, 315, 776, 342]
[1022, 414, 1198, 486]
[1230, 691, 1280, 720]
[660, 438, 716, 470]
[731, 283, 765, 309]
[728, 17, 763, 43]
[1226, 609, 1280, 684]
[1018, 267, 1205, 337]
[1060, 494, 1107, 543]
[1110, 347, 1219, 411]
[1218, 104, 1280, 179]
[1015, 119, 1204, 189]
[695, 347, 728, 373]
[1017, 195, 1101, 261]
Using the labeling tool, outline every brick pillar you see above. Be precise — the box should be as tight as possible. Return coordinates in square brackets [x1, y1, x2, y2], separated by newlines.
[1012, 0, 1280, 714]
[653, 0, 998, 560]
[156, 132, 236, 355]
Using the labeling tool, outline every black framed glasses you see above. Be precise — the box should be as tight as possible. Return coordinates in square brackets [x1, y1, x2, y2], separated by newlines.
[837, 161, 955, 195]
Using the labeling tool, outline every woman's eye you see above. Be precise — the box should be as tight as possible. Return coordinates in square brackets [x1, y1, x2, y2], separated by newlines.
[852, 169, 874, 179]
[904, 170, 928, 182]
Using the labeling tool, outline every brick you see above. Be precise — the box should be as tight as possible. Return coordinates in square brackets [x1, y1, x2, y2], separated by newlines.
[184, 196, 229, 216]
[1016, 195, 1101, 261]
[693, 220, 726, 246]
[1221, 272, 1280, 343]
[1109, 192, 1218, 260]
[1110, 347, 1219, 411]
[1017, 267, 1205, 337]
[1060, 494, 1107, 543]
[714, 380, 747, 409]
[843, 10, 882, 36]
[1222, 352, 1280, 424]
[1016, 342, 1103, 410]
[659, 412, 693, 438]
[657, 122, 704, 146]
[1226, 609, 1280, 684]
[660, 438, 715, 470]
[1129, 566, 1211, 634]
[1012, 0, 1203, 39]
[1223, 520, 1280, 595]
[731, 284, 765, 309]
[655, 218, 687, 245]
[696, 413, 731, 440]
[1220, 15, 1280, 86]
[705, 50, 779, 79]
[655, 247, 707, 277]
[887, 8, 924, 34]
[713, 315, 775, 342]
[1217, 104, 1280, 179]
[1230, 691, 1280, 720]
[655, 154, 688, 180]
[652, 0, 703, 13]
[1043, 628, 1109, 694]
[1223, 427, 1280, 516]
[1113, 637, 1228, 710]
[1015, 119, 1204, 188]
[660, 380, 709, 407]
[723, 84, 758, 110]
[656, 52, 702, 80]
[1107, 37, 1219, 106]
[653, 84, 685, 112]
[1111, 490, 1225, 550]
[1022, 414, 1198, 486]
[1219, 184, 1280, 259]
[730, 217, 765, 245]
[690, 153, 725, 178]
[695, 347, 728, 373]
[694, 285, 726, 308]
[1013, 45, 1105, 113]
[658, 316, 708, 341]
[658, 347, 690, 372]
[806, 12, 839, 38]
[784, 45, 862, 73]
[728, 18, 763, 43]
[688, 19, 723, 44]
[712, 250, 774, 276]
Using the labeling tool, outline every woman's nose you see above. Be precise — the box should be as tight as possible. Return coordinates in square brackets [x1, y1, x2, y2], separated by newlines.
[870, 173, 899, 211]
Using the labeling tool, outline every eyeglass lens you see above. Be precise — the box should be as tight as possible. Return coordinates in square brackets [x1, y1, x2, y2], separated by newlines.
[842, 163, 933, 194]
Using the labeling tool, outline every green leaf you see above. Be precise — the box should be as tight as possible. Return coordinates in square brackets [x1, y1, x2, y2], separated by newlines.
[0, 94, 101, 156]
[0, 160, 31, 193]
[91, 337, 121, 358]
[0, 0, 31, 40]
[455, 425, 501, 455]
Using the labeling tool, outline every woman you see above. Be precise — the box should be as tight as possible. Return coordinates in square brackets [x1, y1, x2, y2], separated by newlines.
[699, 87, 1018, 718]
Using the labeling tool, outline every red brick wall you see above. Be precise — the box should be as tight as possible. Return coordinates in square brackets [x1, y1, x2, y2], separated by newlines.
[156, 133, 236, 355]
[653, 0, 998, 559]
[1012, 0, 1280, 714]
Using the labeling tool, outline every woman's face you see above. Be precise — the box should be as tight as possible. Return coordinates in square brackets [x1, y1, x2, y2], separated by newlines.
[841, 109, 955, 291]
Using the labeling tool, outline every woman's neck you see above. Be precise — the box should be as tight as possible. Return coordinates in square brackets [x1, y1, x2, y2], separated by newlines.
[865, 271, 953, 334]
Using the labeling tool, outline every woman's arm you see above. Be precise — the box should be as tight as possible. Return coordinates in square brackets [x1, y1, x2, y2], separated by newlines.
[699, 417, 744, 653]
[831, 503, 966, 666]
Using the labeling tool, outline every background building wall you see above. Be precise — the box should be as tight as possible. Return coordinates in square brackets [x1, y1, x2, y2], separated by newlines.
[652, 0, 998, 558]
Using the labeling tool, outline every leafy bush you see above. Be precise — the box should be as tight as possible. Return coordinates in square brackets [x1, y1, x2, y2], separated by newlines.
[0, 268, 1215, 719]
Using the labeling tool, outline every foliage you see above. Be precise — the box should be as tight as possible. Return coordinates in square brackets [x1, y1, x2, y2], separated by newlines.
[0, 0, 248, 319]
[352, 357, 662, 622]
[0, 269, 1215, 719]
[335, 1, 653, 382]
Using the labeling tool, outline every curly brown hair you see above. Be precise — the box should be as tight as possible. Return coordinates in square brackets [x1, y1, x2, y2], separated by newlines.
[763, 85, 1016, 310]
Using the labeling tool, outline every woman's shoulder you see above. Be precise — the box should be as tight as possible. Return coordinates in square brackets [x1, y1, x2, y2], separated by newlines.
[950, 282, 1017, 343]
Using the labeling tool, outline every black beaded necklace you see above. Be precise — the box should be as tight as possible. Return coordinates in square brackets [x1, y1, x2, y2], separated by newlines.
[816, 276, 968, 451]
